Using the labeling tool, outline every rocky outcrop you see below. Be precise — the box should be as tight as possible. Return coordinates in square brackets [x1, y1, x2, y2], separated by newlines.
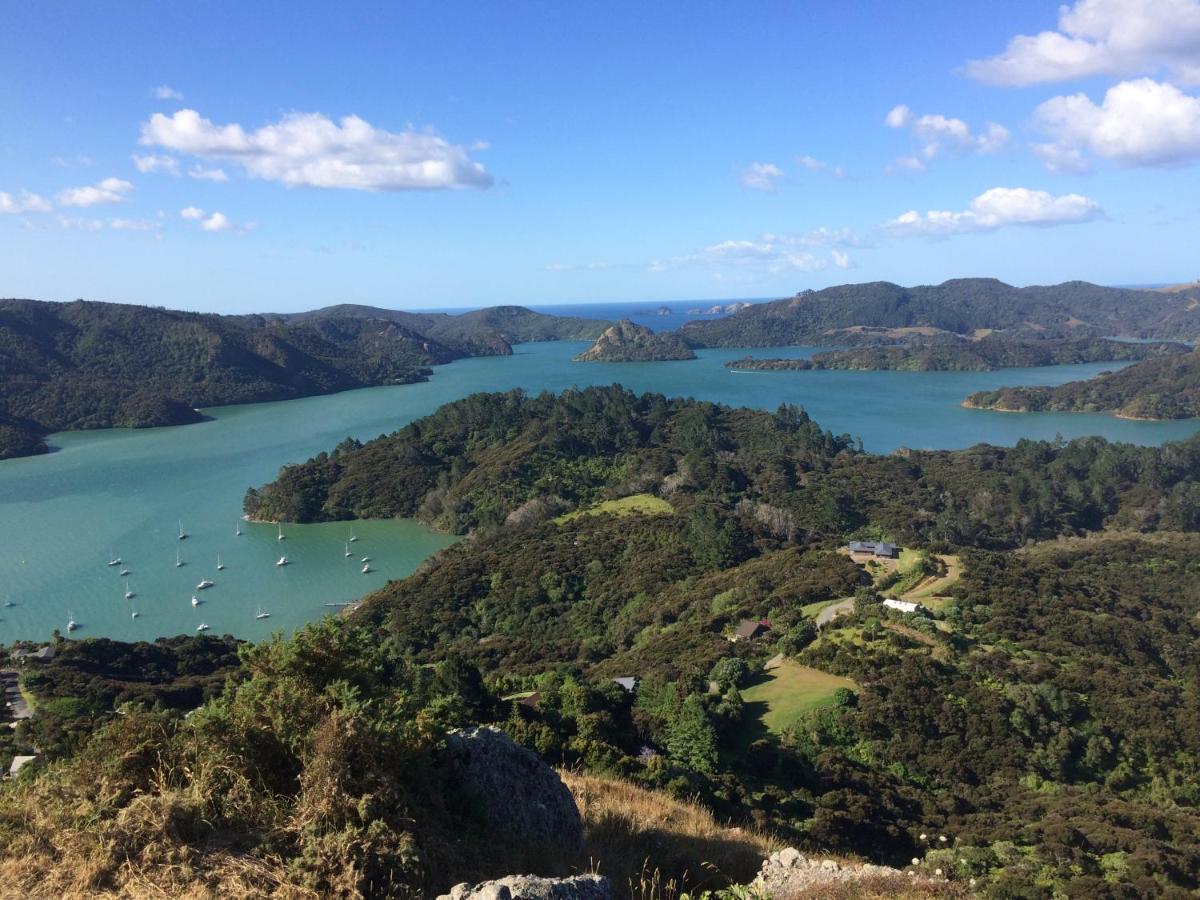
[573, 320, 695, 362]
[438, 874, 612, 900]
[753, 847, 924, 897]
[444, 726, 584, 850]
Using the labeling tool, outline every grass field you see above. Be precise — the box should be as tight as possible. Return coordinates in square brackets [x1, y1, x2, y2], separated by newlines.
[555, 493, 674, 524]
[740, 660, 856, 736]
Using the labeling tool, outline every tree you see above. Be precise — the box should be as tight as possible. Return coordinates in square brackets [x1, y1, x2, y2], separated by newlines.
[665, 696, 718, 773]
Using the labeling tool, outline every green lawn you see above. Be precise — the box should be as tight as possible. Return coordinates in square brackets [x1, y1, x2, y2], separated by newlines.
[740, 660, 856, 736]
[800, 598, 837, 618]
[555, 493, 674, 523]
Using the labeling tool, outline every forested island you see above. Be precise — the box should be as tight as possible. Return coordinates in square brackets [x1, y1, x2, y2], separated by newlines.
[681, 278, 1200, 346]
[0, 299, 608, 460]
[5, 386, 1200, 895]
[966, 346, 1200, 420]
[573, 319, 695, 362]
[725, 335, 1188, 373]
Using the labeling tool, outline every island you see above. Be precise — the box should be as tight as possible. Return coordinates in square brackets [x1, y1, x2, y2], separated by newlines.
[725, 335, 1188, 373]
[964, 346, 1200, 420]
[655, 305, 673, 316]
[572, 319, 696, 362]
[0, 298, 610, 460]
[686, 301, 753, 315]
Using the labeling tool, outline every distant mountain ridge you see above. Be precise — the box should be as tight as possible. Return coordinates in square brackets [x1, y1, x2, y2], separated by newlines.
[0, 298, 610, 460]
[679, 278, 1200, 347]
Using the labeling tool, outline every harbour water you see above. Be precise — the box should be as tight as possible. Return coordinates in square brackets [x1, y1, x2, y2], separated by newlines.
[2, 326, 1197, 644]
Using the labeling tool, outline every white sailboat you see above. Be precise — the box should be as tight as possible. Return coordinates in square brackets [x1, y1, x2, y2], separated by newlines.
[191, 595, 201, 607]
[196, 622, 209, 632]
[216, 554, 225, 571]
[276, 555, 288, 567]
[178, 520, 188, 540]
[67, 612, 78, 632]
[131, 606, 139, 619]
[2, 599, 13, 608]
[236, 520, 243, 536]
[119, 567, 131, 577]
[360, 556, 370, 563]
[361, 562, 371, 574]
[196, 579, 214, 590]
[176, 549, 184, 568]
[344, 542, 352, 558]
[107, 552, 121, 567]
[348, 527, 358, 543]
[255, 605, 270, 620]
[124, 581, 135, 600]
[277, 524, 285, 541]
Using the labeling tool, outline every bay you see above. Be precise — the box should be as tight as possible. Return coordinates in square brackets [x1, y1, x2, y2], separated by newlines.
[2, 334, 1197, 644]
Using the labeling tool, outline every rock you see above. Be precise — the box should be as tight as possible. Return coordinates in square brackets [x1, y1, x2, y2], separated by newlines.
[444, 726, 584, 851]
[437, 874, 612, 900]
[573, 320, 695, 362]
[753, 847, 919, 897]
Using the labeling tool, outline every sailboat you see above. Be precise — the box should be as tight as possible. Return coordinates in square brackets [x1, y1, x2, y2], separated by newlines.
[236, 520, 243, 536]
[196, 622, 209, 632]
[124, 581, 135, 600]
[67, 612, 78, 632]
[361, 562, 371, 574]
[107, 552, 121, 567]
[176, 549, 184, 568]
[276, 555, 288, 567]
[216, 554, 225, 571]
[348, 527, 358, 543]
[255, 605, 271, 620]
[344, 542, 352, 558]
[191, 595, 201, 607]
[277, 524, 285, 541]
[119, 567, 131, 577]
[2, 599, 13, 608]
[360, 556, 370, 563]
[178, 520, 188, 540]
[196, 579, 214, 590]
[131, 605, 139, 619]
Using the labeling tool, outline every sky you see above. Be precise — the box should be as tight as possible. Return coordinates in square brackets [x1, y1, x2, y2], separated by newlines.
[2, 0, 1200, 312]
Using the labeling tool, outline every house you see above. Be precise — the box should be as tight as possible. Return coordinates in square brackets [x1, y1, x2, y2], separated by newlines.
[612, 677, 639, 693]
[847, 540, 899, 559]
[730, 618, 771, 642]
[517, 691, 542, 708]
[882, 598, 926, 615]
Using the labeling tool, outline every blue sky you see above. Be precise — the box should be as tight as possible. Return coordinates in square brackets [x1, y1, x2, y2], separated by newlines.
[2, 0, 1200, 312]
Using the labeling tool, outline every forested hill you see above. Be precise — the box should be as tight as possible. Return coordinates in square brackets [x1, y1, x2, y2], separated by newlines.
[965, 345, 1200, 420]
[0, 298, 608, 460]
[247, 384, 1200, 546]
[680, 278, 1200, 347]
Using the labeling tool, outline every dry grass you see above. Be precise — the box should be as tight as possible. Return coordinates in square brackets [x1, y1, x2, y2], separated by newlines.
[562, 769, 778, 898]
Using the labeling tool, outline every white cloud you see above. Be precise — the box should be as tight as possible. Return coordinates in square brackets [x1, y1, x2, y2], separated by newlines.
[201, 212, 233, 232]
[658, 234, 858, 275]
[966, 0, 1200, 86]
[885, 187, 1103, 237]
[180, 205, 205, 219]
[739, 162, 785, 192]
[139, 108, 493, 191]
[188, 165, 229, 182]
[796, 155, 846, 178]
[56, 177, 134, 207]
[885, 104, 912, 128]
[832, 249, 853, 269]
[154, 85, 184, 101]
[109, 217, 156, 231]
[133, 153, 179, 175]
[1034, 78, 1200, 168]
[0, 190, 52, 214]
[543, 261, 613, 272]
[886, 105, 1010, 171]
[56, 215, 105, 232]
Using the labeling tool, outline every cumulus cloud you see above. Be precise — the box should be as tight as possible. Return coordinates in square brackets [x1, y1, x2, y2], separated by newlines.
[739, 162, 785, 192]
[139, 108, 493, 191]
[133, 153, 179, 175]
[1034, 78, 1200, 169]
[180, 206, 205, 219]
[966, 0, 1200, 86]
[832, 249, 853, 269]
[56, 177, 134, 207]
[188, 166, 229, 182]
[796, 155, 846, 178]
[154, 85, 184, 101]
[886, 105, 1010, 171]
[0, 190, 52, 214]
[652, 233, 859, 275]
[179, 206, 252, 233]
[200, 212, 233, 232]
[884, 187, 1103, 237]
[109, 217, 156, 231]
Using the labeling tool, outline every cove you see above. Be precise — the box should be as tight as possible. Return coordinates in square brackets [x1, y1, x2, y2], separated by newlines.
[1, 339, 1197, 644]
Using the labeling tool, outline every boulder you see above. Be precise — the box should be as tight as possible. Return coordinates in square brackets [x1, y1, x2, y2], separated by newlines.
[438, 874, 611, 900]
[444, 726, 584, 851]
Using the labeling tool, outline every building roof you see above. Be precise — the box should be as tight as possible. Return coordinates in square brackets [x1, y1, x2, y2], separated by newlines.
[883, 598, 922, 614]
[734, 619, 765, 639]
[612, 677, 638, 692]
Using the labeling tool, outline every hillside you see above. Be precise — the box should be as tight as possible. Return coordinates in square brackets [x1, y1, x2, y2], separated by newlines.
[726, 335, 1187, 372]
[573, 319, 696, 362]
[680, 278, 1200, 347]
[965, 346, 1200, 419]
[0, 298, 607, 461]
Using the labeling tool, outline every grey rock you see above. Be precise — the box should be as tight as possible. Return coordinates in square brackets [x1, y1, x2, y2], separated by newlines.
[445, 726, 584, 851]
[436, 874, 612, 900]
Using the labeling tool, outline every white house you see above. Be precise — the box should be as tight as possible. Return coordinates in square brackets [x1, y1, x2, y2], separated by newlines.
[883, 598, 925, 615]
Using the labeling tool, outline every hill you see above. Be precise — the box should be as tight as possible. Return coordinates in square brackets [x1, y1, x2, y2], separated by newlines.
[573, 319, 696, 362]
[0, 298, 608, 460]
[965, 346, 1200, 419]
[726, 335, 1187, 373]
[680, 278, 1200, 347]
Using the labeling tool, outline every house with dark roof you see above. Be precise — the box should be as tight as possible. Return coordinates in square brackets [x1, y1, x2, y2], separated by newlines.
[847, 540, 899, 559]
[730, 618, 771, 642]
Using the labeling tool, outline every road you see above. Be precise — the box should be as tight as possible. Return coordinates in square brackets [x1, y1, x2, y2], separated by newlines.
[816, 597, 855, 628]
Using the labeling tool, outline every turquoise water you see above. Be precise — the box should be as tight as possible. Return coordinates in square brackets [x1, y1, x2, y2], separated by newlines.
[2, 340, 1197, 644]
